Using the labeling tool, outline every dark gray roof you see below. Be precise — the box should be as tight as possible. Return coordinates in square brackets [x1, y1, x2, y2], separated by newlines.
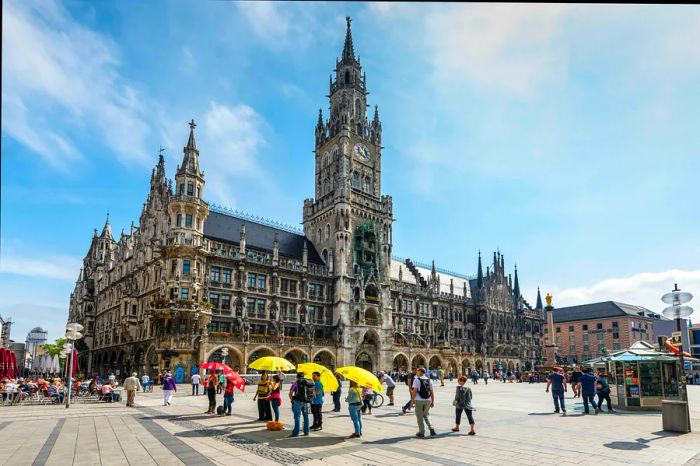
[203, 211, 324, 264]
[552, 301, 659, 323]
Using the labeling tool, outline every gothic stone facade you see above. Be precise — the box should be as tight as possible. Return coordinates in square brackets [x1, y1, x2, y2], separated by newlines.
[68, 18, 544, 381]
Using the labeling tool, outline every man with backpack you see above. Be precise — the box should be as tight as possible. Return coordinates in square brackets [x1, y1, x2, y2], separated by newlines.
[411, 367, 436, 437]
[288, 372, 314, 437]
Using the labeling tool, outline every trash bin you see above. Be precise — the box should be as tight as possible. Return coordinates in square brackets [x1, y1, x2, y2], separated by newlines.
[661, 400, 691, 433]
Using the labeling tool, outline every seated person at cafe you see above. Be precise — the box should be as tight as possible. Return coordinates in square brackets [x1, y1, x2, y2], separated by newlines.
[48, 380, 65, 403]
[100, 383, 115, 402]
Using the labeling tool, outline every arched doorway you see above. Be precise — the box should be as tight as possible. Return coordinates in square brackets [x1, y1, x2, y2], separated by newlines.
[508, 361, 515, 371]
[446, 358, 459, 375]
[393, 353, 409, 371]
[284, 348, 308, 366]
[248, 347, 275, 370]
[462, 358, 472, 375]
[355, 352, 373, 372]
[146, 347, 159, 379]
[476, 360, 484, 375]
[428, 356, 442, 370]
[411, 354, 426, 369]
[208, 347, 242, 369]
[313, 350, 335, 369]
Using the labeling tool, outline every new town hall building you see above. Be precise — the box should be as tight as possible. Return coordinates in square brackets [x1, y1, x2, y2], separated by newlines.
[68, 18, 544, 382]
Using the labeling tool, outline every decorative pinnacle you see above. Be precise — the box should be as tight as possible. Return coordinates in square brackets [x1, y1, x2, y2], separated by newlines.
[342, 16, 355, 61]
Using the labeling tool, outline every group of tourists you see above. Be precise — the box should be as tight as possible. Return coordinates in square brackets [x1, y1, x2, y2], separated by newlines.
[546, 366, 615, 415]
[1, 377, 69, 404]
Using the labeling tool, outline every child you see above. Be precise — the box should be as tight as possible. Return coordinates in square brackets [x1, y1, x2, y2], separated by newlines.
[451, 376, 476, 435]
[361, 385, 373, 414]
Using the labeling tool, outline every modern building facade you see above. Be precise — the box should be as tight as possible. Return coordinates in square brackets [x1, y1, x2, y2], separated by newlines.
[25, 326, 48, 370]
[688, 322, 700, 373]
[544, 301, 658, 364]
[68, 18, 544, 382]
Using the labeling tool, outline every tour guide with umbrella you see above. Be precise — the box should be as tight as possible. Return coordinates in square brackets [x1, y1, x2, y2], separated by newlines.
[199, 362, 245, 392]
[336, 366, 383, 393]
[296, 362, 339, 392]
[248, 356, 296, 372]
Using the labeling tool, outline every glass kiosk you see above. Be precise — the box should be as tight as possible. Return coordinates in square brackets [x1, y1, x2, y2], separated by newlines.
[588, 341, 685, 411]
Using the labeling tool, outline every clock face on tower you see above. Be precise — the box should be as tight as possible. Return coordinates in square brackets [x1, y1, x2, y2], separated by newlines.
[354, 143, 370, 162]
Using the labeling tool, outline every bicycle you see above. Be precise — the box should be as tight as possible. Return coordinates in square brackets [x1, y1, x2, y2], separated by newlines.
[371, 392, 384, 408]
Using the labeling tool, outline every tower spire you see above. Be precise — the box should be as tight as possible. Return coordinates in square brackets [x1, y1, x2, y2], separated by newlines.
[186, 119, 197, 150]
[342, 16, 355, 62]
[101, 212, 112, 239]
[477, 250, 484, 289]
[535, 287, 543, 310]
[178, 119, 202, 178]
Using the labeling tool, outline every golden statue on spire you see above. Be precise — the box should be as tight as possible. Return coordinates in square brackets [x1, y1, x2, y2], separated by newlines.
[545, 293, 553, 307]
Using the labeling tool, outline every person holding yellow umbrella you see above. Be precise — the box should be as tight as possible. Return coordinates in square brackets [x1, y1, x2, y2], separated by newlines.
[336, 366, 382, 439]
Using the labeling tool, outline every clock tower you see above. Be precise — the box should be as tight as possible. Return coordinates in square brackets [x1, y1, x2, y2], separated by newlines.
[303, 17, 394, 369]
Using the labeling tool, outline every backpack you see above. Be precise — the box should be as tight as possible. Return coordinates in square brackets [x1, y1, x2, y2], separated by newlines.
[417, 377, 431, 399]
[456, 386, 470, 407]
[295, 379, 315, 403]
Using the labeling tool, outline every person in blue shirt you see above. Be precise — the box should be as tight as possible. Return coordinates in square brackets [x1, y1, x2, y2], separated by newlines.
[576, 368, 598, 414]
[546, 368, 568, 414]
[595, 371, 615, 413]
[310, 372, 324, 431]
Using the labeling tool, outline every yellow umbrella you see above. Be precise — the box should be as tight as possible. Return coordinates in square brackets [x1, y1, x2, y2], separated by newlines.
[248, 356, 296, 372]
[336, 366, 383, 393]
[297, 362, 339, 392]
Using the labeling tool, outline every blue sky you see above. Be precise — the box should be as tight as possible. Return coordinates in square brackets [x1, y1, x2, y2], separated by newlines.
[2, 1, 700, 343]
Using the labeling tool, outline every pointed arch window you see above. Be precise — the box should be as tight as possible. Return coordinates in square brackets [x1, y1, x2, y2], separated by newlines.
[363, 176, 371, 193]
[352, 171, 360, 189]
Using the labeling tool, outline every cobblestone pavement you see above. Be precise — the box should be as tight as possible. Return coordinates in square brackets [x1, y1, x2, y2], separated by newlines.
[2, 381, 699, 465]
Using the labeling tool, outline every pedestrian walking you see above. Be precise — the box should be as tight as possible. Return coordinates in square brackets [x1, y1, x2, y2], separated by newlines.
[267, 374, 282, 422]
[254, 371, 273, 421]
[191, 372, 201, 396]
[483, 371, 490, 385]
[346, 380, 363, 438]
[577, 368, 597, 414]
[471, 370, 479, 384]
[402, 368, 417, 414]
[162, 371, 176, 406]
[331, 371, 342, 412]
[288, 372, 314, 437]
[569, 367, 582, 398]
[205, 372, 218, 414]
[310, 371, 324, 431]
[217, 372, 225, 393]
[595, 371, 615, 413]
[545, 368, 567, 414]
[222, 375, 234, 416]
[439, 368, 445, 387]
[361, 384, 373, 414]
[141, 373, 150, 392]
[451, 376, 476, 435]
[379, 371, 396, 406]
[124, 372, 140, 407]
[411, 367, 436, 438]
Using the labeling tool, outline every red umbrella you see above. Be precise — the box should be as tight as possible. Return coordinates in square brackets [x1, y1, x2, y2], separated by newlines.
[0, 348, 6, 378]
[224, 369, 246, 392]
[72, 349, 79, 377]
[199, 362, 231, 372]
[9, 351, 16, 379]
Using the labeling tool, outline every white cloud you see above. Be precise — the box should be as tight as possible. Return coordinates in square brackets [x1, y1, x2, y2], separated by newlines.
[0, 255, 82, 281]
[536, 269, 700, 315]
[425, 4, 571, 98]
[201, 102, 269, 205]
[2, 0, 151, 169]
[0, 303, 69, 345]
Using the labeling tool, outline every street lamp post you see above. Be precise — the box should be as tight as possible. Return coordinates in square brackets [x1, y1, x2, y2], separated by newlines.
[64, 323, 84, 409]
[661, 284, 694, 401]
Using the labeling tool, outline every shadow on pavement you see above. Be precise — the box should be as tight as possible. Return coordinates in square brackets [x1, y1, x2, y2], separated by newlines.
[372, 412, 405, 418]
[604, 431, 680, 451]
[274, 436, 345, 448]
[527, 412, 558, 416]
